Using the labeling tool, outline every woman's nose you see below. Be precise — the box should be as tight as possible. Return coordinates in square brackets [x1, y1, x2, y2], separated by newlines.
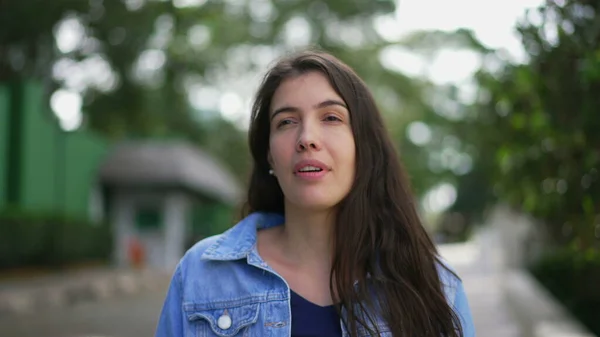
[296, 123, 321, 152]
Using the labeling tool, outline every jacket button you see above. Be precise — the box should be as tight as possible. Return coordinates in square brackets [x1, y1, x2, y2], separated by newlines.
[218, 313, 232, 330]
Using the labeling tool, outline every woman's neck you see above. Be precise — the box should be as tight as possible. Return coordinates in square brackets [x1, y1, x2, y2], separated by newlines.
[256, 206, 338, 306]
[278, 206, 336, 268]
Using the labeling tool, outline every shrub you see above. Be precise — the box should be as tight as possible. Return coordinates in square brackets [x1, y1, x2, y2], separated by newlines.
[530, 247, 600, 335]
[0, 208, 113, 270]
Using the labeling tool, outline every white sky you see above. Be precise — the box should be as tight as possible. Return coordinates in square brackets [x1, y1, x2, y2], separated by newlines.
[382, 0, 544, 83]
[215, 0, 545, 126]
[394, 0, 543, 51]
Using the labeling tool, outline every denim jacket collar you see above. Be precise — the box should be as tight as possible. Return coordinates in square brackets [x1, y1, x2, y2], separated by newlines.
[201, 212, 284, 261]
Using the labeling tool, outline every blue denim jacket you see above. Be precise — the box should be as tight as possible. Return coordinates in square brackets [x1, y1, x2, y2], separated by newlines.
[156, 212, 475, 336]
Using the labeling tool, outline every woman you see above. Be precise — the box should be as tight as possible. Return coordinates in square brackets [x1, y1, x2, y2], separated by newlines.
[156, 50, 475, 337]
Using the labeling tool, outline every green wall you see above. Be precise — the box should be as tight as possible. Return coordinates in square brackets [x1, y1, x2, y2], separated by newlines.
[0, 86, 8, 206]
[64, 132, 109, 217]
[1, 81, 109, 220]
[20, 83, 58, 212]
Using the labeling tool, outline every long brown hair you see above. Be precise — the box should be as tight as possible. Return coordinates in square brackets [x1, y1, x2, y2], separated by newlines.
[243, 50, 463, 337]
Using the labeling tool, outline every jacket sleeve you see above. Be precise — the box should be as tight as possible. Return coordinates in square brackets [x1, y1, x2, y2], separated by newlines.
[155, 264, 185, 337]
[454, 280, 476, 337]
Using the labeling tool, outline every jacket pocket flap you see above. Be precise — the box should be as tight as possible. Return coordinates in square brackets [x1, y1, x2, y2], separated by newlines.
[184, 302, 260, 336]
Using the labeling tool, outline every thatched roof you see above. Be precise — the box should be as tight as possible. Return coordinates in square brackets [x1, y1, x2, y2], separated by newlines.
[98, 141, 242, 204]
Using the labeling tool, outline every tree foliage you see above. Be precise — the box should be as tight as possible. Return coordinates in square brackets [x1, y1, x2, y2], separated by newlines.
[451, 0, 600, 249]
[3, 0, 446, 190]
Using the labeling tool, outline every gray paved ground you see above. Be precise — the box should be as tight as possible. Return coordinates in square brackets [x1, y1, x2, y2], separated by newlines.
[0, 228, 521, 337]
[0, 286, 167, 337]
[439, 229, 522, 337]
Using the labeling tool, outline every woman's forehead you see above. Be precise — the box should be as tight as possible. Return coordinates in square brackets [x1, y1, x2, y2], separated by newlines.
[270, 72, 343, 112]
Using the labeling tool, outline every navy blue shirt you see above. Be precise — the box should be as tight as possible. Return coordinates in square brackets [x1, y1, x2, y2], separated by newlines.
[290, 290, 342, 337]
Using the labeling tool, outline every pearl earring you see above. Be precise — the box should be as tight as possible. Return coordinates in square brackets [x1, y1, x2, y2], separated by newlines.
[268, 169, 274, 175]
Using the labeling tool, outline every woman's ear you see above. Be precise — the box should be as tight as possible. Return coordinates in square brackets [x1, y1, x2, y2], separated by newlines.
[267, 152, 276, 176]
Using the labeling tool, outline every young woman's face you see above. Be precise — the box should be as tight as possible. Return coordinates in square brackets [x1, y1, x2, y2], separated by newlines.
[268, 71, 356, 212]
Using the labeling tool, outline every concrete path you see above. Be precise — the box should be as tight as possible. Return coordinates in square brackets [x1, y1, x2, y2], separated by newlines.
[0, 286, 167, 337]
[0, 266, 171, 318]
[0, 226, 525, 337]
[439, 228, 522, 337]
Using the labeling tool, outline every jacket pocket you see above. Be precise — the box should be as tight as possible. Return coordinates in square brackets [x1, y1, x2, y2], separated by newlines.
[185, 301, 260, 337]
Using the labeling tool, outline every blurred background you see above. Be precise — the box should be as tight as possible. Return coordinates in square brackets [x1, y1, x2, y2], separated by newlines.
[0, 0, 598, 336]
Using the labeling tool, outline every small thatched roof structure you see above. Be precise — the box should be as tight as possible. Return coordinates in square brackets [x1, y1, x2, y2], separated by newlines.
[98, 141, 242, 204]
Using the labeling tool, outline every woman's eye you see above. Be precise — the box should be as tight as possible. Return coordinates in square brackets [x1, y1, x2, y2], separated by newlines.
[324, 115, 342, 122]
[277, 119, 294, 128]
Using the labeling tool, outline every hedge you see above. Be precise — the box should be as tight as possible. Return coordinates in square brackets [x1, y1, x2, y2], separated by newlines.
[0, 208, 113, 270]
[530, 247, 600, 335]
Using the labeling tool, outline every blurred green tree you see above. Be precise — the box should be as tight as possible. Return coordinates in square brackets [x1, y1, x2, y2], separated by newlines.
[2, 0, 442, 189]
[447, 0, 600, 249]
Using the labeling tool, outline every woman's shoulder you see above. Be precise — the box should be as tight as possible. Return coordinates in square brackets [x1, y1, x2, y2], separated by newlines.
[174, 234, 226, 280]
[175, 212, 276, 275]
[179, 212, 285, 266]
[435, 257, 463, 304]
[184, 233, 225, 261]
